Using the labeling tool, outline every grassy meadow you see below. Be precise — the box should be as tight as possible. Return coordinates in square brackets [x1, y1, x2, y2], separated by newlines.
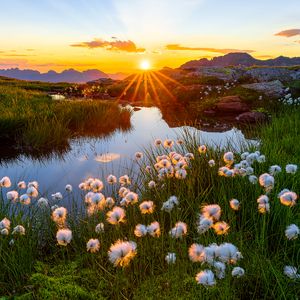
[0, 101, 299, 299]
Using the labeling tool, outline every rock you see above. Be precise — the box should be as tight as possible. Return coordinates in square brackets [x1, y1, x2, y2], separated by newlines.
[215, 96, 250, 113]
[236, 111, 267, 123]
[246, 67, 300, 82]
[242, 80, 284, 98]
[203, 110, 216, 116]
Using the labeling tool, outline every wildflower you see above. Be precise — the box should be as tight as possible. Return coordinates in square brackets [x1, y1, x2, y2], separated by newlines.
[91, 179, 104, 192]
[78, 182, 87, 190]
[198, 145, 207, 154]
[169, 222, 187, 238]
[286, 164, 298, 174]
[283, 266, 300, 279]
[147, 221, 161, 237]
[145, 166, 151, 173]
[28, 181, 38, 189]
[26, 186, 38, 198]
[213, 261, 226, 279]
[201, 204, 221, 221]
[56, 228, 72, 246]
[95, 223, 105, 233]
[52, 207, 67, 226]
[118, 187, 129, 198]
[9, 239, 14, 246]
[0, 217, 10, 230]
[119, 175, 131, 186]
[213, 221, 230, 235]
[17, 181, 26, 189]
[12, 225, 25, 235]
[188, 243, 204, 262]
[134, 224, 148, 237]
[161, 196, 179, 212]
[245, 167, 254, 175]
[232, 267, 245, 278]
[208, 159, 215, 167]
[216, 243, 242, 264]
[20, 194, 31, 205]
[269, 165, 282, 176]
[202, 244, 219, 264]
[176, 139, 184, 145]
[0, 176, 11, 188]
[279, 191, 298, 207]
[163, 139, 174, 148]
[154, 139, 162, 146]
[159, 159, 171, 168]
[106, 207, 126, 225]
[257, 155, 266, 163]
[6, 191, 18, 202]
[86, 238, 100, 253]
[184, 153, 194, 160]
[108, 240, 137, 267]
[1, 228, 9, 235]
[285, 224, 299, 240]
[65, 184, 72, 192]
[52, 192, 63, 201]
[223, 152, 234, 165]
[37, 197, 48, 207]
[248, 175, 258, 184]
[277, 189, 290, 198]
[229, 199, 240, 211]
[257, 195, 270, 214]
[175, 169, 187, 179]
[259, 173, 274, 192]
[148, 181, 156, 189]
[107, 174, 117, 184]
[139, 201, 155, 214]
[165, 252, 176, 264]
[122, 192, 138, 206]
[135, 152, 143, 160]
[241, 152, 249, 160]
[246, 153, 258, 165]
[105, 197, 115, 208]
[84, 192, 94, 204]
[195, 270, 216, 287]
[197, 216, 213, 234]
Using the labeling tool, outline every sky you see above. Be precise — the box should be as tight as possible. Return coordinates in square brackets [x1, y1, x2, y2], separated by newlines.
[0, 0, 300, 73]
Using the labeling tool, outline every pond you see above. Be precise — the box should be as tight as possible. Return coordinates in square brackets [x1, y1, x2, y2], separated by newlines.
[0, 106, 257, 196]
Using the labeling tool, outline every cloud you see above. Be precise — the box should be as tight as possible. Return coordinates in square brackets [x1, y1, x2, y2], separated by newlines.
[165, 44, 254, 54]
[71, 38, 145, 53]
[275, 29, 300, 37]
[34, 62, 96, 67]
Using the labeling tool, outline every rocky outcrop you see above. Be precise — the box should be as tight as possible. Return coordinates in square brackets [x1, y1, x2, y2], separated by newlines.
[215, 96, 250, 113]
[242, 80, 285, 98]
[236, 111, 267, 123]
[246, 68, 300, 82]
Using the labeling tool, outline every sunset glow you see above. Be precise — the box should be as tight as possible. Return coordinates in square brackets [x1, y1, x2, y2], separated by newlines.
[140, 60, 151, 70]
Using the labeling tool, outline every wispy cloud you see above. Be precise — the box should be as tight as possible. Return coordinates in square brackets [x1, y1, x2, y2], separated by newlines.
[70, 38, 145, 53]
[165, 44, 254, 54]
[275, 29, 300, 37]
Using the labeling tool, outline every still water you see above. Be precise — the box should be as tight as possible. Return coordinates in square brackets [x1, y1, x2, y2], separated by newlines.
[0, 106, 255, 195]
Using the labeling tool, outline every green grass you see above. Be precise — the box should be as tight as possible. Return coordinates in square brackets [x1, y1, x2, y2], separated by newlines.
[0, 107, 299, 299]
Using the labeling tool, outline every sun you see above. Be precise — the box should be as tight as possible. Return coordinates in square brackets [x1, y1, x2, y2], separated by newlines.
[140, 59, 151, 71]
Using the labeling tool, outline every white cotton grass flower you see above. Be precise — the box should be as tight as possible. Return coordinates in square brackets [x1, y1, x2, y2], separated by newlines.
[139, 201, 155, 214]
[176, 139, 184, 145]
[277, 189, 290, 198]
[195, 270, 216, 287]
[279, 191, 298, 207]
[1, 228, 9, 235]
[20, 194, 31, 205]
[145, 166, 151, 173]
[229, 199, 240, 211]
[148, 180, 156, 189]
[163, 139, 174, 148]
[175, 169, 187, 179]
[12, 225, 25, 235]
[107, 174, 117, 184]
[108, 240, 137, 267]
[223, 152, 234, 165]
[198, 145, 207, 154]
[95, 222, 105, 233]
[119, 175, 131, 186]
[147, 221, 161, 237]
[121, 191, 138, 206]
[197, 216, 213, 234]
[37, 197, 48, 207]
[52, 207, 67, 226]
[216, 243, 243, 264]
[78, 182, 87, 190]
[86, 238, 100, 253]
[232, 267, 245, 278]
[154, 139, 162, 146]
[257, 195, 270, 214]
[248, 175, 258, 184]
[213, 261, 226, 279]
[245, 167, 254, 175]
[259, 173, 274, 192]
[17, 181, 26, 189]
[269, 165, 282, 176]
[52, 192, 63, 201]
[105, 197, 115, 208]
[6, 191, 19, 202]
[28, 181, 38, 189]
[56, 228, 72, 246]
[201, 204, 221, 221]
[91, 179, 104, 192]
[213, 221, 230, 235]
[257, 155, 266, 163]
[165, 252, 176, 264]
[106, 207, 126, 225]
[169, 222, 187, 238]
[0, 217, 10, 230]
[283, 266, 300, 279]
[135, 152, 143, 160]
[285, 224, 299, 240]
[241, 152, 249, 160]
[246, 153, 258, 165]
[118, 187, 129, 198]
[9, 239, 15, 246]
[65, 184, 72, 192]
[0, 176, 11, 188]
[189, 243, 204, 262]
[184, 152, 194, 160]
[26, 186, 38, 198]
[161, 196, 179, 212]
[208, 159, 215, 167]
[285, 164, 298, 174]
[134, 224, 148, 237]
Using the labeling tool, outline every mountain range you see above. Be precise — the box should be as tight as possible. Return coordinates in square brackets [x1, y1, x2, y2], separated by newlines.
[180, 53, 300, 69]
[0, 68, 127, 83]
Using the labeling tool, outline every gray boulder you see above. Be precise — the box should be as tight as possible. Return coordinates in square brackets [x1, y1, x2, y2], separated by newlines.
[246, 67, 299, 82]
[241, 80, 285, 98]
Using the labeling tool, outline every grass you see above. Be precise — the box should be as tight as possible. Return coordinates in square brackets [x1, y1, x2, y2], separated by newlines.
[0, 106, 299, 299]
